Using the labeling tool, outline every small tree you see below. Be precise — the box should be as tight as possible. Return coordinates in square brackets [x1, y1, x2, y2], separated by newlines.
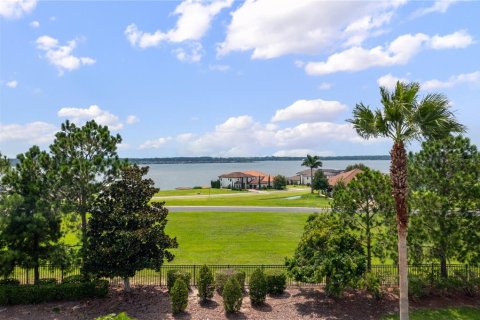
[345, 163, 369, 171]
[249, 268, 267, 305]
[222, 277, 243, 313]
[301, 154, 322, 194]
[198, 264, 214, 302]
[83, 165, 178, 291]
[272, 175, 287, 190]
[171, 279, 188, 314]
[312, 170, 329, 194]
[286, 213, 366, 297]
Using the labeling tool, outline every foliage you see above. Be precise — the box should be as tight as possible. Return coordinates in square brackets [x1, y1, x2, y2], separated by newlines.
[408, 136, 480, 274]
[215, 269, 245, 295]
[345, 163, 369, 171]
[272, 175, 287, 190]
[0, 146, 62, 283]
[95, 313, 135, 320]
[50, 120, 124, 244]
[0, 279, 108, 305]
[167, 270, 191, 293]
[332, 169, 396, 269]
[222, 277, 243, 313]
[265, 270, 287, 295]
[62, 275, 86, 284]
[210, 179, 221, 188]
[0, 278, 19, 285]
[171, 279, 189, 314]
[249, 268, 267, 305]
[83, 165, 178, 289]
[198, 264, 214, 302]
[362, 272, 383, 300]
[381, 307, 480, 320]
[286, 213, 366, 297]
[312, 170, 329, 192]
[301, 154, 322, 194]
[37, 278, 58, 285]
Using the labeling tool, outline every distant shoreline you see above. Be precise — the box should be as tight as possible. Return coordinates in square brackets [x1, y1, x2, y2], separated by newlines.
[125, 156, 390, 165]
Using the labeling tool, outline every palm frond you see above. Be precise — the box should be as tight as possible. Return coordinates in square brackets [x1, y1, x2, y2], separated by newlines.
[347, 103, 380, 139]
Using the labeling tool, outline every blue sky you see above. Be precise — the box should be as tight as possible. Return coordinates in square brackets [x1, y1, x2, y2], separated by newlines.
[1, 0, 479, 158]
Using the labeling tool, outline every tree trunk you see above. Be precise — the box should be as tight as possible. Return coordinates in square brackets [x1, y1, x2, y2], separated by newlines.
[124, 277, 131, 292]
[440, 254, 448, 279]
[310, 168, 314, 194]
[366, 210, 372, 272]
[34, 235, 40, 284]
[390, 142, 409, 320]
[34, 265, 40, 284]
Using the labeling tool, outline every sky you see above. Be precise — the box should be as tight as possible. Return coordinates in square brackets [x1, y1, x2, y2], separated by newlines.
[1, 0, 479, 158]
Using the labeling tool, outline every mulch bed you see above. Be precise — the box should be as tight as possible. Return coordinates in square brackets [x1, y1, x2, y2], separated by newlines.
[1, 286, 478, 320]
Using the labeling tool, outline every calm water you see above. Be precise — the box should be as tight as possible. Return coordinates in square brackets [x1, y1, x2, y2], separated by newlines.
[144, 160, 390, 190]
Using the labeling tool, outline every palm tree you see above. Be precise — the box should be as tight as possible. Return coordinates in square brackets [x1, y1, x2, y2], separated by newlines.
[348, 81, 465, 320]
[301, 154, 322, 194]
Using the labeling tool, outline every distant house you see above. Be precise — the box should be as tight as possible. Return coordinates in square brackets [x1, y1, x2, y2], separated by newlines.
[328, 169, 363, 187]
[218, 170, 271, 189]
[295, 168, 343, 185]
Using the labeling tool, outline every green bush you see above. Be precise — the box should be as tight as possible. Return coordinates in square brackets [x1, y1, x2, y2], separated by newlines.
[167, 270, 191, 293]
[96, 312, 135, 320]
[198, 265, 214, 302]
[0, 278, 20, 286]
[62, 275, 86, 284]
[0, 279, 108, 305]
[362, 272, 383, 300]
[222, 278, 242, 313]
[37, 278, 58, 285]
[409, 275, 429, 300]
[215, 269, 245, 295]
[171, 279, 188, 314]
[265, 270, 286, 295]
[249, 268, 266, 305]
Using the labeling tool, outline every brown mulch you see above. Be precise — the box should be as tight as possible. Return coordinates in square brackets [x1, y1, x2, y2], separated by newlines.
[0, 286, 479, 320]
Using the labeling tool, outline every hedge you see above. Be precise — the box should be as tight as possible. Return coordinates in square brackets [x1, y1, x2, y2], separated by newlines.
[215, 269, 245, 295]
[0, 279, 109, 305]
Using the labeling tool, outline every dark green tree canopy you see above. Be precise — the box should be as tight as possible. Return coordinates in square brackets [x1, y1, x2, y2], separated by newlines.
[272, 175, 287, 190]
[83, 165, 178, 282]
[345, 163, 369, 171]
[312, 170, 329, 192]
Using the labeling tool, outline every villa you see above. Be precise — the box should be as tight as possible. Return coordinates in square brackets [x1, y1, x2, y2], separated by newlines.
[327, 168, 363, 187]
[218, 170, 271, 189]
[295, 168, 343, 185]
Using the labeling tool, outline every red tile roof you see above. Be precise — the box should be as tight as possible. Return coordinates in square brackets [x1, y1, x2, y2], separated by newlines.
[328, 169, 363, 186]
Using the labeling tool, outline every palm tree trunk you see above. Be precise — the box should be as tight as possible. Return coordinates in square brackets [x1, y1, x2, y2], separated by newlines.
[310, 167, 313, 194]
[390, 142, 409, 320]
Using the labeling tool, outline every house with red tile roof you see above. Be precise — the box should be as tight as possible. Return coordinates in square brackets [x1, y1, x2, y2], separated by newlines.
[218, 170, 271, 189]
[328, 168, 363, 187]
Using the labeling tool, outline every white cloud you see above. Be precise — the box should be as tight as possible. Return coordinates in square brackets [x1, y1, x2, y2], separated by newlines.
[305, 30, 473, 76]
[377, 73, 409, 89]
[209, 64, 230, 72]
[422, 71, 480, 90]
[413, 0, 459, 17]
[318, 82, 333, 90]
[173, 42, 203, 62]
[218, 0, 405, 59]
[30, 20, 39, 28]
[0, 0, 37, 19]
[57, 105, 123, 130]
[5, 80, 18, 88]
[126, 115, 139, 124]
[125, 0, 232, 49]
[139, 137, 172, 149]
[272, 99, 347, 123]
[36, 35, 95, 74]
[0, 121, 56, 144]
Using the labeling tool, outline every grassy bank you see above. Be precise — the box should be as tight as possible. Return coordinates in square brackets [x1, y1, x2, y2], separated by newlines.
[382, 307, 480, 319]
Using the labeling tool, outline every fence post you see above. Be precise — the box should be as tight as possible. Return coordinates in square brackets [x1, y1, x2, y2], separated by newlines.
[193, 265, 196, 286]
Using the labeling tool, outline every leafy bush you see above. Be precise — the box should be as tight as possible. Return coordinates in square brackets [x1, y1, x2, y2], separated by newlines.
[62, 275, 86, 284]
[171, 279, 188, 314]
[273, 175, 287, 190]
[193, 186, 202, 189]
[0, 279, 108, 305]
[362, 272, 383, 299]
[215, 269, 245, 295]
[409, 275, 429, 300]
[167, 270, 191, 293]
[265, 270, 286, 295]
[37, 278, 58, 285]
[249, 268, 267, 305]
[96, 312, 134, 320]
[0, 278, 20, 286]
[210, 180, 221, 189]
[222, 278, 243, 313]
[198, 265, 214, 302]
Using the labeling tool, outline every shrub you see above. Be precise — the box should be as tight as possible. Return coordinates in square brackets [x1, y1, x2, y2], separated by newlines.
[265, 270, 286, 295]
[0, 279, 108, 305]
[62, 275, 86, 284]
[167, 270, 191, 293]
[0, 278, 20, 286]
[96, 312, 134, 320]
[362, 272, 383, 300]
[222, 278, 242, 313]
[249, 268, 266, 305]
[37, 278, 58, 285]
[198, 265, 214, 302]
[215, 269, 245, 295]
[409, 275, 429, 300]
[171, 279, 188, 314]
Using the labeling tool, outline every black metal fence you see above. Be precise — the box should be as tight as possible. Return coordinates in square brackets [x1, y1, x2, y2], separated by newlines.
[8, 264, 480, 287]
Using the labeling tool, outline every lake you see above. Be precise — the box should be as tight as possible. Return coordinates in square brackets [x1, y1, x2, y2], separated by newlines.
[144, 160, 390, 190]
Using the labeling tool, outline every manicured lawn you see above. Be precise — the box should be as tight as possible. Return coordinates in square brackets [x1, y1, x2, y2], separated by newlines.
[382, 307, 480, 320]
[156, 191, 331, 208]
[154, 188, 247, 197]
[165, 211, 311, 264]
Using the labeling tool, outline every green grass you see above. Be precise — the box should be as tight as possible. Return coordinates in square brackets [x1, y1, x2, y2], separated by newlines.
[155, 191, 331, 207]
[165, 211, 311, 264]
[155, 188, 246, 197]
[382, 307, 480, 320]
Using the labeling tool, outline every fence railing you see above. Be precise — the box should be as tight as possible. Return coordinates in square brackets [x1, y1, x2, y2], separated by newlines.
[7, 264, 480, 287]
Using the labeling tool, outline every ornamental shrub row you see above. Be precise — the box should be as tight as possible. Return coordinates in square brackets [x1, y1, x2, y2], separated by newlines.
[0, 279, 109, 305]
[215, 269, 246, 295]
[167, 270, 191, 293]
